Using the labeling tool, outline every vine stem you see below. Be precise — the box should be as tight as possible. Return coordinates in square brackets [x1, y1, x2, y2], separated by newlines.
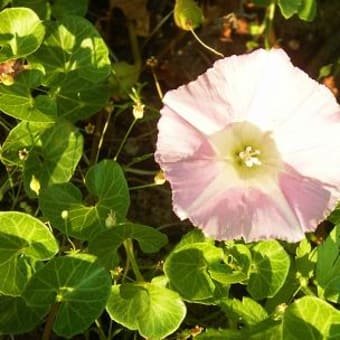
[42, 303, 59, 340]
[264, 0, 276, 49]
[190, 29, 224, 58]
[113, 118, 137, 161]
[129, 182, 161, 191]
[151, 67, 164, 100]
[123, 239, 144, 282]
[94, 110, 112, 164]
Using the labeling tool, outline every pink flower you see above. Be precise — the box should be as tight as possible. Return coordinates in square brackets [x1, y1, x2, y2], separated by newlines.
[155, 48, 340, 242]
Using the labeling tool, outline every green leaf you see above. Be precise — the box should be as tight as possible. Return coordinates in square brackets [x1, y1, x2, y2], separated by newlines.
[278, 0, 316, 21]
[12, 0, 51, 19]
[52, 0, 89, 18]
[30, 15, 110, 83]
[0, 211, 58, 296]
[208, 263, 247, 285]
[278, 0, 302, 19]
[248, 240, 290, 300]
[316, 225, 340, 303]
[298, 0, 317, 21]
[0, 7, 45, 62]
[0, 69, 58, 122]
[282, 296, 340, 339]
[106, 283, 186, 339]
[295, 238, 316, 279]
[174, 0, 204, 31]
[164, 246, 217, 301]
[265, 264, 300, 314]
[22, 253, 111, 338]
[220, 297, 268, 327]
[52, 73, 111, 122]
[0, 295, 47, 334]
[1, 120, 83, 195]
[39, 159, 130, 240]
[88, 223, 168, 269]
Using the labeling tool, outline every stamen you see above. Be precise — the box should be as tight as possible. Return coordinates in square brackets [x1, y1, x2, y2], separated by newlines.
[238, 146, 262, 168]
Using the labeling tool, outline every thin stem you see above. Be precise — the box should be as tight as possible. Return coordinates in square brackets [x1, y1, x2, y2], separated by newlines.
[129, 182, 161, 191]
[95, 319, 107, 340]
[95, 110, 112, 164]
[124, 167, 157, 175]
[114, 118, 137, 161]
[151, 68, 163, 99]
[264, 1, 276, 49]
[190, 29, 224, 58]
[123, 239, 144, 282]
[301, 284, 316, 297]
[42, 303, 59, 340]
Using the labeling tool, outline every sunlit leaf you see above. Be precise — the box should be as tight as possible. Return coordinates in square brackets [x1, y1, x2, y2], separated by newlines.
[220, 297, 268, 327]
[22, 254, 111, 338]
[316, 224, 340, 303]
[164, 245, 219, 301]
[248, 240, 290, 300]
[39, 160, 130, 240]
[174, 0, 203, 31]
[106, 283, 186, 339]
[0, 69, 57, 122]
[1, 120, 83, 196]
[0, 7, 45, 62]
[0, 211, 58, 296]
[282, 296, 340, 339]
[12, 0, 51, 19]
[30, 15, 110, 83]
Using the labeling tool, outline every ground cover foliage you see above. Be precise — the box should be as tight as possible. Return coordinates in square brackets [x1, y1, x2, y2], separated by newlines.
[0, 0, 340, 339]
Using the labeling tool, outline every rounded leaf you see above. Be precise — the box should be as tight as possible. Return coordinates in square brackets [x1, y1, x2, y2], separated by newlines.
[248, 240, 290, 300]
[106, 283, 186, 339]
[283, 296, 340, 339]
[174, 0, 204, 31]
[0, 7, 45, 62]
[22, 254, 112, 338]
[39, 160, 130, 240]
[0, 295, 47, 334]
[0, 211, 58, 295]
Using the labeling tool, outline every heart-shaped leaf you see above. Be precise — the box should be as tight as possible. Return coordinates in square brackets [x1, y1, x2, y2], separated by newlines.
[1, 120, 83, 196]
[106, 283, 186, 339]
[0, 7, 45, 62]
[0, 211, 58, 296]
[164, 244, 220, 301]
[39, 159, 130, 240]
[282, 296, 340, 339]
[0, 295, 47, 334]
[248, 240, 290, 300]
[30, 15, 110, 83]
[22, 253, 111, 338]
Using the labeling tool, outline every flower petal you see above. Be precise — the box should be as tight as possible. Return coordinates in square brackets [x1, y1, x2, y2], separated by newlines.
[279, 166, 338, 232]
[155, 107, 207, 164]
[162, 49, 277, 135]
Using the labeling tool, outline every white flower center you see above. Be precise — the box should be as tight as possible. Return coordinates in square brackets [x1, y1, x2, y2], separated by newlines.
[238, 146, 262, 168]
[208, 121, 282, 183]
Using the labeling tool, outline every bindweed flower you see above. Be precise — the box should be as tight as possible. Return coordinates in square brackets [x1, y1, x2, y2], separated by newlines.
[155, 48, 340, 242]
